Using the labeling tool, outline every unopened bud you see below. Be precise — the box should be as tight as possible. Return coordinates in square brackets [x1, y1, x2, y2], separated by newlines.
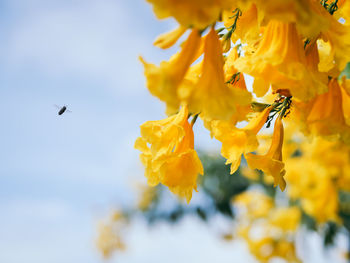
[221, 38, 231, 53]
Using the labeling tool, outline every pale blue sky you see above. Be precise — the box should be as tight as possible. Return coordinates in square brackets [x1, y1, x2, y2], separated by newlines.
[0, 1, 229, 262]
[0, 1, 345, 262]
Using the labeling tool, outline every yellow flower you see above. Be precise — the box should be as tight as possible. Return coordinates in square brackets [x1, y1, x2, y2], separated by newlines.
[140, 29, 201, 115]
[305, 40, 328, 93]
[286, 159, 340, 223]
[234, 191, 274, 218]
[246, 116, 286, 191]
[283, 136, 347, 223]
[234, 191, 301, 263]
[307, 78, 350, 143]
[319, 7, 350, 72]
[212, 106, 272, 174]
[135, 105, 203, 203]
[145, 0, 233, 29]
[317, 39, 341, 77]
[253, 0, 329, 38]
[153, 25, 187, 49]
[224, 48, 247, 91]
[234, 21, 324, 101]
[222, 4, 261, 45]
[269, 207, 301, 232]
[96, 212, 127, 258]
[188, 27, 251, 120]
[135, 184, 158, 211]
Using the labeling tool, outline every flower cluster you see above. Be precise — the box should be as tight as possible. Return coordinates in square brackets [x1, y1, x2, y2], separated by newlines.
[136, 0, 350, 202]
[233, 191, 301, 262]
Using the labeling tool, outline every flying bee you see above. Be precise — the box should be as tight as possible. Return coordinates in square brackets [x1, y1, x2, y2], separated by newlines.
[54, 104, 72, 115]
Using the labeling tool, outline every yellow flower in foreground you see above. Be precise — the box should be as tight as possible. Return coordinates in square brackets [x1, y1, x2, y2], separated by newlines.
[135, 106, 203, 203]
[188, 27, 251, 120]
[212, 106, 272, 174]
[246, 116, 286, 191]
[140, 29, 201, 115]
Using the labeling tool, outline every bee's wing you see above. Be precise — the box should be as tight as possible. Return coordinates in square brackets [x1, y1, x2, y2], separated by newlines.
[54, 104, 61, 109]
[66, 109, 72, 113]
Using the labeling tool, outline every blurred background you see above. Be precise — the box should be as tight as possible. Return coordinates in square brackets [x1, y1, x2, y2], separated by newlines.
[0, 0, 348, 262]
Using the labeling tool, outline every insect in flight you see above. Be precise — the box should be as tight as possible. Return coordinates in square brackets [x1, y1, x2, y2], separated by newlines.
[54, 104, 72, 115]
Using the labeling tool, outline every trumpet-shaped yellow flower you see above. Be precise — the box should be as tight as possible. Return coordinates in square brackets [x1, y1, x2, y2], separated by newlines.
[153, 25, 187, 49]
[253, 0, 329, 38]
[234, 21, 325, 101]
[188, 28, 251, 120]
[145, 0, 235, 29]
[305, 41, 328, 93]
[135, 106, 203, 203]
[212, 106, 272, 174]
[245, 116, 286, 191]
[223, 4, 261, 45]
[307, 78, 350, 143]
[140, 29, 201, 115]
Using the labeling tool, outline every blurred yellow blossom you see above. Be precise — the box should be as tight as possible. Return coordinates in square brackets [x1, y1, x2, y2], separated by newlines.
[96, 211, 127, 258]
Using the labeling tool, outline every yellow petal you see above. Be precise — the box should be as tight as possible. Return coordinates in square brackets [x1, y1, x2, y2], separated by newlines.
[140, 29, 201, 115]
[153, 25, 187, 49]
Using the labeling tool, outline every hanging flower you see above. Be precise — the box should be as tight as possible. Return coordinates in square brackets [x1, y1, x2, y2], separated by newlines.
[188, 27, 251, 121]
[222, 4, 261, 45]
[135, 105, 203, 203]
[234, 21, 325, 101]
[307, 78, 350, 144]
[253, 0, 329, 38]
[140, 29, 201, 115]
[245, 116, 286, 191]
[212, 106, 272, 174]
